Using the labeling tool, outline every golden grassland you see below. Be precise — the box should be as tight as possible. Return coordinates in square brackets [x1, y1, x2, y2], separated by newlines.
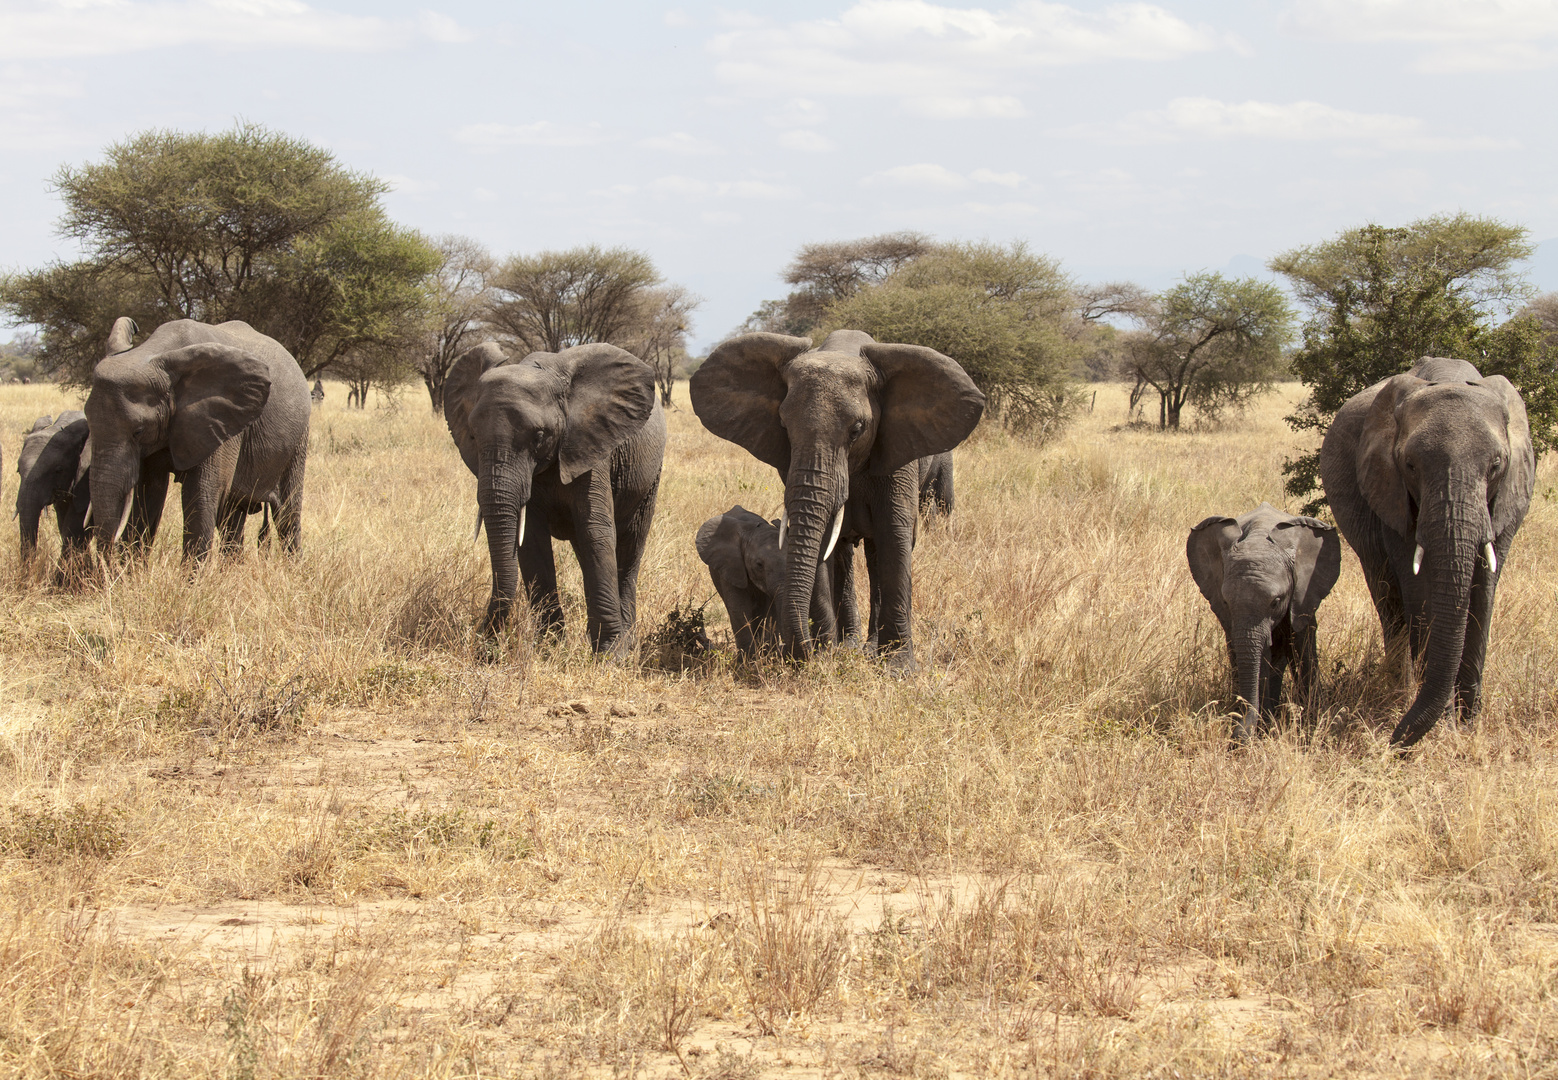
[0, 378, 1555, 1078]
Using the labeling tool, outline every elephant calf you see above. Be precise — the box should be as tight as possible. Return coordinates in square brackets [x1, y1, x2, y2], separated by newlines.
[15, 412, 92, 572]
[1187, 503, 1341, 742]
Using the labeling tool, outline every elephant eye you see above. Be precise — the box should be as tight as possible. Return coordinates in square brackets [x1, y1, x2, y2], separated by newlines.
[849, 419, 866, 439]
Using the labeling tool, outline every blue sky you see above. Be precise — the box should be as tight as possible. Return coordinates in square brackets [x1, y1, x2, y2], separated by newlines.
[2, 0, 1556, 349]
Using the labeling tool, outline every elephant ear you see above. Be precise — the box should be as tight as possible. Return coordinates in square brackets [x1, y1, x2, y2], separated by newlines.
[689, 333, 812, 473]
[155, 344, 272, 471]
[861, 343, 986, 476]
[1187, 516, 1240, 627]
[105, 316, 138, 356]
[1355, 373, 1421, 539]
[695, 508, 749, 588]
[41, 415, 91, 489]
[443, 342, 511, 475]
[545, 343, 655, 485]
[1274, 516, 1341, 615]
[28, 415, 53, 435]
[1483, 375, 1536, 539]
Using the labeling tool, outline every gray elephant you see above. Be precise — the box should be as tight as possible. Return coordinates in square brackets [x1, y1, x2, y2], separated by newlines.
[444, 341, 665, 653]
[1187, 503, 1341, 742]
[84, 317, 311, 559]
[1320, 356, 1534, 748]
[691, 329, 984, 669]
[16, 413, 92, 563]
[918, 451, 954, 517]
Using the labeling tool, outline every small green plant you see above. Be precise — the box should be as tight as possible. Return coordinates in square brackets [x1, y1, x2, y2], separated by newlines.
[1, 799, 127, 860]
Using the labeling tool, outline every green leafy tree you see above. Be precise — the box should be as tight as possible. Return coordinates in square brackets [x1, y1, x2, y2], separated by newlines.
[485, 245, 663, 353]
[1270, 215, 1551, 511]
[0, 123, 440, 385]
[825, 240, 1081, 438]
[1121, 273, 1294, 430]
[741, 231, 933, 336]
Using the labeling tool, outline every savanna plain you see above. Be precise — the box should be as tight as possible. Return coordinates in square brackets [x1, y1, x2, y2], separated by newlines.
[1, 379, 1556, 1079]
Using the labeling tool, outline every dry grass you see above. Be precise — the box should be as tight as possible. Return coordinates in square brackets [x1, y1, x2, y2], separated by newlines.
[1, 378, 1556, 1078]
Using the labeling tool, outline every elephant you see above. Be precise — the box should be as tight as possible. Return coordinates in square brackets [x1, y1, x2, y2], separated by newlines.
[15, 413, 93, 567]
[918, 451, 955, 518]
[84, 317, 311, 560]
[1319, 356, 1535, 748]
[690, 329, 985, 670]
[443, 341, 666, 654]
[1187, 503, 1341, 742]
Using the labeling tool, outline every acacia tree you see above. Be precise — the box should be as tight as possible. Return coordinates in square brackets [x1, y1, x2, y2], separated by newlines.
[0, 123, 441, 385]
[624, 284, 701, 406]
[412, 235, 493, 411]
[1270, 214, 1552, 510]
[1122, 273, 1293, 430]
[486, 245, 661, 352]
[742, 231, 933, 336]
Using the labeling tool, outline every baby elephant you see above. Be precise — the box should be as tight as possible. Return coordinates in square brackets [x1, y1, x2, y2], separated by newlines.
[1187, 503, 1341, 742]
[15, 413, 92, 568]
[696, 506, 786, 659]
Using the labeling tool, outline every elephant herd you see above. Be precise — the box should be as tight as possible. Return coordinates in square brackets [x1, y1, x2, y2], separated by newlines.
[11, 318, 1539, 750]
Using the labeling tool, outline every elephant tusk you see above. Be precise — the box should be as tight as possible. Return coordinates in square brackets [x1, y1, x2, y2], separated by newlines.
[10, 508, 16, 521]
[83, 502, 92, 528]
[112, 500, 134, 544]
[517, 505, 526, 548]
[822, 504, 845, 562]
[473, 506, 483, 543]
[1484, 542, 1498, 574]
[777, 509, 788, 550]
[1412, 545, 1424, 576]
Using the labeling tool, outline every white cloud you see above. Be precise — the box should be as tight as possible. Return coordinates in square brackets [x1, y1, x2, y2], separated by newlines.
[778, 129, 834, 152]
[0, 0, 470, 59]
[651, 176, 800, 199]
[0, 63, 86, 149]
[638, 131, 722, 155]
[1076, 97, 1518, 151]
[709, 0, 1225, 111]
[453, 121, 608, 150]
[861, 162, 1026, 189]
[1284, 0, 1558, 69]
[766, 98, 828, 127]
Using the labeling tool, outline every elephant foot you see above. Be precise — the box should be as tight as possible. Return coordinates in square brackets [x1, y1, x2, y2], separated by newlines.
[880, 648, 918, 677]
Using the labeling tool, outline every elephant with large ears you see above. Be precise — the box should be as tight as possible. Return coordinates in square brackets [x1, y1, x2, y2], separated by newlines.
[16, 413, 92, 566]
[690, 329, 985, 670]
[1320, 356, 1535, 748]
[443, 341, 666, 654]
[84, 317, 311, 560]
[1188, 503, 1341, 742]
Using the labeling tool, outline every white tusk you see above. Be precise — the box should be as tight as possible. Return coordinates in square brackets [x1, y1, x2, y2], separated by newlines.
[10, 508, 16, 521]
[112, 500, 133, 543]
[777, 509, 788, 550]
[83, 503, 92, 528]
[1413, 545, 1424, 576]
[822, 504, 846, 562]
[517, 505, 526, 548]
[472, 506, 483, 543]
[1484, 542, 1498, 574]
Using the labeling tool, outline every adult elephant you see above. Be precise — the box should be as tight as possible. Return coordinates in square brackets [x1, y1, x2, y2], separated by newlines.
[1320, 356, 1535, 748]
[444, 341, 665, 654]
[1187, 503, 1341, 742]
[84, 317, 311, 559]
[691, 329, 984, 670]
[16, 413, 92, 562]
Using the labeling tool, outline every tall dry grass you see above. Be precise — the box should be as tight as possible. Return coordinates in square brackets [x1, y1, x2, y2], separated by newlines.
[0, 378, 1554, 1077]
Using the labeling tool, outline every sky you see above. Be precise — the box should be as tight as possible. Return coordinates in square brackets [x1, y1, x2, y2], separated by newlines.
[1, 0, 1556, 350]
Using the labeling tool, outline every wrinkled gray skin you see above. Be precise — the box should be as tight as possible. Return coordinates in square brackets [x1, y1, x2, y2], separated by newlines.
[84, 317, 311, 560]
[691, 329, 985, 670]
[444, 341, 666, 655]
[1320, 356, 1535, 748]
[16, 413, 92, 564]
[1188, 503, 1341, 742]
[696, 505, 851, 659]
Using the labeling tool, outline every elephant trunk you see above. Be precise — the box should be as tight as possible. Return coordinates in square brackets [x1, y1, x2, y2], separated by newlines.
[1392, 481, 1484, 747]
[17, 494, 46, 558]
[779, 451, 847, 661]
[87, 448, 140, 561]
[1232, 622, 1270, 743]
[477, 451, 531, 635]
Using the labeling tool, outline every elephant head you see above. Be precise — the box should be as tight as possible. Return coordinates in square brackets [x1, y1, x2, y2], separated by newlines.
[83, 316, 272, 557]
[1355, 357, 1534, 745]
[15, 412, 92, 558]
[443, 341, 655, 633]
[1188, 505, 1340, 741]
[695, 505, 786, 658]
[690, 329, 984, 658]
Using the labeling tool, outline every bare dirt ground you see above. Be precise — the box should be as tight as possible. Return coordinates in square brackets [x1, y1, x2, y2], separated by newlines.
[1, 380, 1556, 1078]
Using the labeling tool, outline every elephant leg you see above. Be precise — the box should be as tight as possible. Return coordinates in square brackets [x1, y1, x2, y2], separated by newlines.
[1264, 637, 1290, 731]
[863, 538, 882, 655]
[273, 444, 307, 555]
[127, 464, 171, 558]
[810, 553, 838, 645]
[1291, 617, 1320, 721]
[871, 466, 920, 671]
[569, 476, 626, 655]
[180, 443, 241, 560]
[517, 510, 563, 638]
[833, 540, 862, 647]
[1454, 554, 1500, 722]
[217, 499, 247, 555]
[613, 478, 659, 636]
